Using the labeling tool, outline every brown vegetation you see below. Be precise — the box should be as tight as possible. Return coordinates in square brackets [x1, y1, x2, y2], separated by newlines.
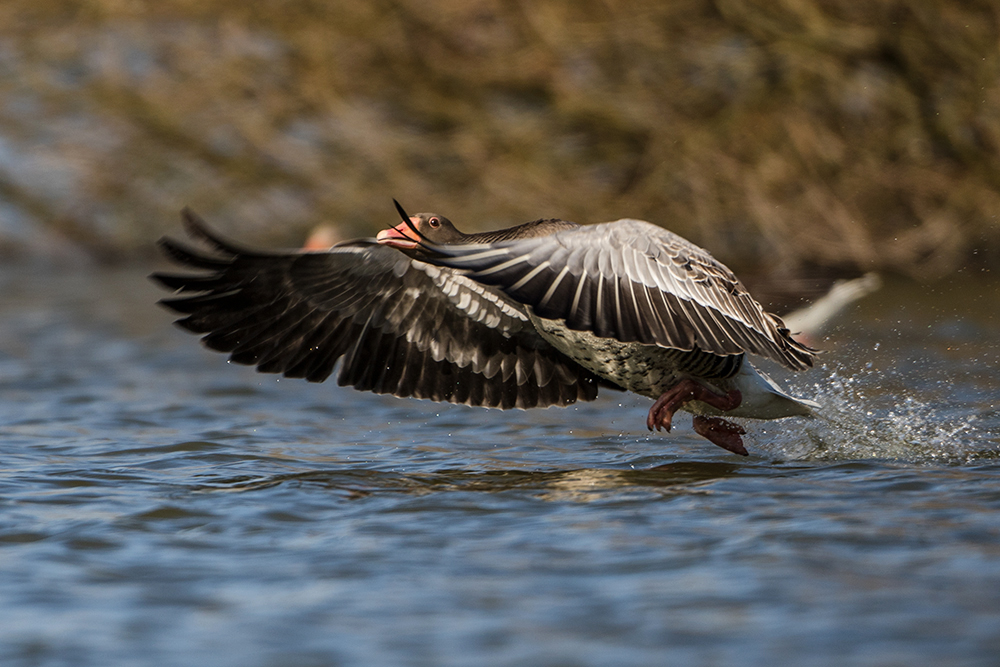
[0, 0, 998, 278]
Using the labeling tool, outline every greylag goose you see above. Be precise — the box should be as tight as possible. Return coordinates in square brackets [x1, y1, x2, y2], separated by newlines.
[153, 204, 819, 456]
[782, 273, 882, 346]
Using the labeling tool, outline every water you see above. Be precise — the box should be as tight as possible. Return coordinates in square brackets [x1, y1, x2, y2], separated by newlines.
[1, 265, 998, 666]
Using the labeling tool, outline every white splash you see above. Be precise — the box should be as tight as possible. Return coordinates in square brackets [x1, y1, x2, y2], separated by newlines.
[748, 365, 984, 463]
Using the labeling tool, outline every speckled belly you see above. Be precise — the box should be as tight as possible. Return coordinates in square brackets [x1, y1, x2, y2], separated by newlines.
[528, 314, 742, 399]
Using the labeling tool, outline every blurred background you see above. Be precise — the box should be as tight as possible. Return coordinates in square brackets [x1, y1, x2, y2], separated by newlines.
[2, 5, 1000, 664]
[1, 0, 998, 282]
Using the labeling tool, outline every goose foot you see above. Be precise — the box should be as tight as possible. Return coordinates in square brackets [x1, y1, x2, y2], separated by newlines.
[646, 380, 742, 433]
[692, 416, 748, 456]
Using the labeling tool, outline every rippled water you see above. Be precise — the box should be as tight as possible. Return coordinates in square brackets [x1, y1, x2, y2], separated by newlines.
[1, 265, 998, 666]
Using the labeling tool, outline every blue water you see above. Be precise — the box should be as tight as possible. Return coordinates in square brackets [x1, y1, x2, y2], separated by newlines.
[1, 266, 998, 666]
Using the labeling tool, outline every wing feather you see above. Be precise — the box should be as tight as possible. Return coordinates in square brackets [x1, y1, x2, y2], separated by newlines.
[415, 218, 815, 370]
[152, 210, 602, 409]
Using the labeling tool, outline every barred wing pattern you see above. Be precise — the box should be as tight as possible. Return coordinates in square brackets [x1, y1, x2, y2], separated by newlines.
[418, 219, 815, 371]
[153, 210, 602, 409]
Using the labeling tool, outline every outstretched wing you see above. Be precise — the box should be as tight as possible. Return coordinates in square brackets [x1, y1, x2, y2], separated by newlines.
[152, 209, 602, 409]
[414, 218, 815, 370]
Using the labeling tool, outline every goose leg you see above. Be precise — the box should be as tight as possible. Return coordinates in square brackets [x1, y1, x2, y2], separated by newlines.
[646, 380, 742, 433]
[692, 416, 748, 456]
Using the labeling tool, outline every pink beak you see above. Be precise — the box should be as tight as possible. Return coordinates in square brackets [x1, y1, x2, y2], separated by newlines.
[376, 218, 422, 250]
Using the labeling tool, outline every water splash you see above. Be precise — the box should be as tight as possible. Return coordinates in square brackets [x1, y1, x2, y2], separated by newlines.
[750, 365, 986, 463]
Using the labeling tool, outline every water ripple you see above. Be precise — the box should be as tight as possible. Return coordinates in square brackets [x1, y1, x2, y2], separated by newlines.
[2, 267, 1000, 665]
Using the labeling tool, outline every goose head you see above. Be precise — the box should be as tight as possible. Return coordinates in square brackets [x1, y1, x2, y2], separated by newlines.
[377, 200, 466, 250]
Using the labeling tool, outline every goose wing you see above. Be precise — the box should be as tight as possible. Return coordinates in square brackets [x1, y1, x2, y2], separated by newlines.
[414, 218, 815, 370]
[152, 209, 601, 409]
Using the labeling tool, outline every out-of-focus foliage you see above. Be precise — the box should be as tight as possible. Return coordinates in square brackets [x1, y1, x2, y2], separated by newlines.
[0, 0, 997, 277]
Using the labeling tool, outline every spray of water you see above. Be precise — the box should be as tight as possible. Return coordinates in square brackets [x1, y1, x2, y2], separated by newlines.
[748, 364, 985, 463]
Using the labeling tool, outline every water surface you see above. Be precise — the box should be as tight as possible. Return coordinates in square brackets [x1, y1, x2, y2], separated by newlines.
[1, 266, 998, 666]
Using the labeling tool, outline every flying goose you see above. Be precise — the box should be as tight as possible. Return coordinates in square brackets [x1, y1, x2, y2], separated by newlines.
[153, 204, 819, 456]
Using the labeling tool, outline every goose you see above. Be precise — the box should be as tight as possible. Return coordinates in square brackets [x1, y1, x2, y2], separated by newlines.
[153, 203, 819, 456]
[782, 273, 881, 347]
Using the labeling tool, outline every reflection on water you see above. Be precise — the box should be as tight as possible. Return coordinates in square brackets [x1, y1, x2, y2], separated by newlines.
[1, 266, 999, 666]
[196, 461, 744, 503]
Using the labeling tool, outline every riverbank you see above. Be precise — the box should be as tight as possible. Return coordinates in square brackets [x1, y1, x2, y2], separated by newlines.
[1, 1, 997, 277]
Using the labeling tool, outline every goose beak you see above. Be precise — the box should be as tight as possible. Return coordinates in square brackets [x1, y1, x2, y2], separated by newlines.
[378, 199, 421, 249]
[376, 223, 420, 249]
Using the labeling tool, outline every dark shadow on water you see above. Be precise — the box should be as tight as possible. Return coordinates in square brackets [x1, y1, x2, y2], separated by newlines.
[192, 461, 745, 500]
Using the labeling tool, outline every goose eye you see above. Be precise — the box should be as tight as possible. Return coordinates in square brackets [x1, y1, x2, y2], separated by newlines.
[428, 217, 441, 229]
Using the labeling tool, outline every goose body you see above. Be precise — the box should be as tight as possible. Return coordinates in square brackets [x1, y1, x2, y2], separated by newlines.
[527, 313, 816, 421]
[154, 205, 818, 456]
